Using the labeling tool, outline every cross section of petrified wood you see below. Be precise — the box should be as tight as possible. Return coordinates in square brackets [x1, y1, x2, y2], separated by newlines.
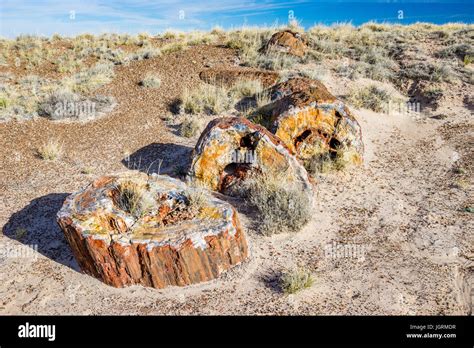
[57, 172, 248, 288]
[188, 116, 312, 196]
[255, 77, 364, 169]
[260, 30, 308, 57]
[199, 67, 279, 88]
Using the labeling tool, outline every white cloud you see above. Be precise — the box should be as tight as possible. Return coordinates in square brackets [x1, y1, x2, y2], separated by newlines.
[0, 0, 308, 37]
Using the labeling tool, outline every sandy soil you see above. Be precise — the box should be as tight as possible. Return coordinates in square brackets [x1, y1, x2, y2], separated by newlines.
[0, 44, 473, 315]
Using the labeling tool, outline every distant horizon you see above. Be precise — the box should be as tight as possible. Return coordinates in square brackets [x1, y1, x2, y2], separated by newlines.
[1, 0, 473, 38]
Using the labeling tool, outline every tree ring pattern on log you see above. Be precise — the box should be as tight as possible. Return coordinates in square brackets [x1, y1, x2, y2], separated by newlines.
[188, 117, 313, 196]
[57, 172, 248, 289]
[256, 78, 364, 166]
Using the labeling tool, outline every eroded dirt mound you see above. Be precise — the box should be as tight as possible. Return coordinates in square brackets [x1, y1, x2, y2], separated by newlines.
[57, 172, 248, 289]
[187, 116, 312, 195]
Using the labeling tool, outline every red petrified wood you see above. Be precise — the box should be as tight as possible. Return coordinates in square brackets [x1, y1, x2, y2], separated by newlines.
[57, 172, 248, 288]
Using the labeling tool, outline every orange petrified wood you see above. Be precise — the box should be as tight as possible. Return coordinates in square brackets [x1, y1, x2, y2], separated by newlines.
[255, 78, 364, 168]
[188, 117, 313, 196]
[57, 172, 248, 288]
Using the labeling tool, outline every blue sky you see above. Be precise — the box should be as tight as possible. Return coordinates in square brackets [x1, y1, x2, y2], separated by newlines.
[0, 0, 473, 38]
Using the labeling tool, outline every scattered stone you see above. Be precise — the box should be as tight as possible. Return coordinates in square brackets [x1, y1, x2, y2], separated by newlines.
[188, 117, 312, 196]
[260, 30, 308, 57]
[57, 172, 248, 288]
[199, 67, 279, 87]
[254, 77, 364, 169]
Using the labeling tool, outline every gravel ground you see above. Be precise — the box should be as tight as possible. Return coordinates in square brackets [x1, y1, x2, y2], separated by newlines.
[0, 43, 473, 315]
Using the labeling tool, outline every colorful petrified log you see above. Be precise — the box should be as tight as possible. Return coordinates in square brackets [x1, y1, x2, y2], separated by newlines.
[255, 77, 364, 168]
[57, 172, 248, 288]
[260, 30, 308, 57]
[187, 117, 312, 196]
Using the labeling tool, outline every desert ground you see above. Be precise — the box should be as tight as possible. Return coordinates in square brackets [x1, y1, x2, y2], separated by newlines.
[0, 23, 473, 314]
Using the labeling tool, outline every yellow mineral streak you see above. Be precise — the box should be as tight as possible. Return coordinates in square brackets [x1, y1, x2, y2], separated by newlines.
[275, 107, 362, 166]
[194, 140, 232, 190]
[257, 143, 287, 170]
[275, 108, 337, 154]
[198, 206, 222, 220]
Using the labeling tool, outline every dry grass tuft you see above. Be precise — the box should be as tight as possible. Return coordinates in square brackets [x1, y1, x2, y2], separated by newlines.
[181, 83, 233, 115]
[255, 90, 272, 108]
[37, 139, 63, 160]
[242, 171, 312, 235]
[304, 151, 351, 175]
[229, 79, 263, 98]
[184, 188, 207, 212]
[181, 79, 265, 116]
[161, 42, 188, 54]
[140, 73, 161, 88]
[179, 117, 201, 137]
[280, 267, 314, 294]
[347, 84, 397, 112]
[114, 181, 153, 218]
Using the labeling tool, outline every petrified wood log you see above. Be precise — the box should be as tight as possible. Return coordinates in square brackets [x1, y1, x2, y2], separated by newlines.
[260, 30, 308, 57]
[57, 172, 248, 288]
[199, 67, 279, 88]
[254, 77, 364, 169]
[188, 116, 312, 196]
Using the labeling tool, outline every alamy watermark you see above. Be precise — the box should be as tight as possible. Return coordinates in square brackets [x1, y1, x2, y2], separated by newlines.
[227, 149, 258, 164]
[18, 322, 55, 341]
[383, 101, 421, 117]
[324, 241, 369, 262]
[0, 244, 38, 263]
[53, 100, 96, 120]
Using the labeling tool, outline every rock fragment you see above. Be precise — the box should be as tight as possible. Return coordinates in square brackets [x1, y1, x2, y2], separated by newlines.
[260, 30, 308, 57]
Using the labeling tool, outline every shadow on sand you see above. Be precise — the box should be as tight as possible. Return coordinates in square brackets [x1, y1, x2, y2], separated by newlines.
[122, 142, 193, 177]
[259, 269, 285, 294]
[2, 193, 80, 272]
